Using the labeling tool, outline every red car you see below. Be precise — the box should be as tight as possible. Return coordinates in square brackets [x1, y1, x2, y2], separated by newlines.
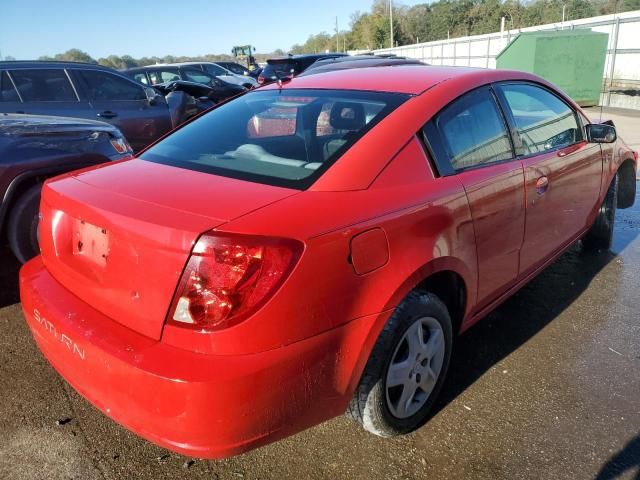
[20, 66, 637, 459]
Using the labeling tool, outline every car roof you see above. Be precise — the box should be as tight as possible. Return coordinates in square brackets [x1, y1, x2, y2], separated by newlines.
[262, 65, 546, 95]
[299, 57, 424, 76]
[0, 60, 117, 71]
[266, 53, 347, 64]
[260, 64, 465, 95]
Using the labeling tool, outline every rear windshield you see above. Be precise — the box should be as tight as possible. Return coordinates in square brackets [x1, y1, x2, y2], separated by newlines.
[263, 62, 297, 80]
[140, 89, 408, 189]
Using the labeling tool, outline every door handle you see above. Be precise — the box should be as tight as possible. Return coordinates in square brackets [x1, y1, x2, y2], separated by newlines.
[535, 176, 549, 195]
[97, 111, 117, 119]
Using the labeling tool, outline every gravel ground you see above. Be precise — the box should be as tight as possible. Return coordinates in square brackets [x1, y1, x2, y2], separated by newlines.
[0, 108, 638, 480]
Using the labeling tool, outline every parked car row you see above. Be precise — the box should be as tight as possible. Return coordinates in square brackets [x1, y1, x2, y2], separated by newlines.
[122, 62, 257, 89]
[13, 61, 637, 462]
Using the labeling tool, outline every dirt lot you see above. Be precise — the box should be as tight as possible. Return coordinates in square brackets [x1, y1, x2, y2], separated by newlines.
[0, 108, 638, 480]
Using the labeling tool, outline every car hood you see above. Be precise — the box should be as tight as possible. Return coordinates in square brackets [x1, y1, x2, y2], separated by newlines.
[0, 114, 119, 137]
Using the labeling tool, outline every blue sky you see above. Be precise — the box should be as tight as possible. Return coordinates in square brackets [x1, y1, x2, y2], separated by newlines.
[1, 0, 423, 60]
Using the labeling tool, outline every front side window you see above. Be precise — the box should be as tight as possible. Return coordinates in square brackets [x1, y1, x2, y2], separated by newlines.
[10, 69, 77, 102]
[434, 88, 513, 171]
[0, 71, 20, 102]
[498, 83, 582, 155]
[150, 69, 181, 84]
[78, 70, 145, 101]
[132, 72, 148, 85]
[140, 89, 408, 189]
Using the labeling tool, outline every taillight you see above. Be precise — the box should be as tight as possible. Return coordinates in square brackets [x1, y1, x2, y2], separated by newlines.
[110, 136, 132, 155]
[168, 233, 303, 331]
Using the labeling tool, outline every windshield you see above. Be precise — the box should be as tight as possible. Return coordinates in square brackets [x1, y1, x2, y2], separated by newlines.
[140, 89, 408, 189]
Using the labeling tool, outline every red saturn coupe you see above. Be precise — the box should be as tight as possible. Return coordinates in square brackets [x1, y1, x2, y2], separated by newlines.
[20, 65, 637, 459]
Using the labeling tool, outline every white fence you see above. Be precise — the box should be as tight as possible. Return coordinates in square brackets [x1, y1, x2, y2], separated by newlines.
[352, 10, 640, 95]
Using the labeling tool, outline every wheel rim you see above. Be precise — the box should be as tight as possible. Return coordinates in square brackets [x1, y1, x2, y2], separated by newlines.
[385, 317, 445, 419]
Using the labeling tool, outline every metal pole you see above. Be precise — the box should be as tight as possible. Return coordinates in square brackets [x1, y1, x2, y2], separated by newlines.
[486, 37, 491, 68]
[389, 0, 394, 49]
[607, 16, 620, 106]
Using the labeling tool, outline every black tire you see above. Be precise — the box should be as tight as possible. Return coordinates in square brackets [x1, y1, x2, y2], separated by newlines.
[348, 291, 453, 437]
[583, 173, 618, 252]
[7, 184, 42, 264]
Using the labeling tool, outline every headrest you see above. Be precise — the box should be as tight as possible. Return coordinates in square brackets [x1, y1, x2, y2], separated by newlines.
[329, 102, 365, 130]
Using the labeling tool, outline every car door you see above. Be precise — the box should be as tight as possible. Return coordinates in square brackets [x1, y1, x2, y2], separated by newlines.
[72, 69, 172, 152]
[0, 68, 93, 118]
[424, 86, 525, 308]
[495, 82, 603, 275]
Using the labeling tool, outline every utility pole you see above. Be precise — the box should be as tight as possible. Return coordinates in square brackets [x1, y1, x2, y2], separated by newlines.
[336, 16, 339, 52]
[389, 0, 394, 49]
[562, 4, 566, 27]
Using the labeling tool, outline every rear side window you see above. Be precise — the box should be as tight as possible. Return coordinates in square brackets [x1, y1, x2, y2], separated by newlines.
[263, 62, 296, 80]
[497, 83, 582, 155]
[434, 88, 513, 171]
[140, 89, 408, 189]
[183, 69, 214, 85]
[78, 70, 145, 101]
[0, 71, 20, 102]
[10, 69, 77, 102]
[204, 64, 226, 76]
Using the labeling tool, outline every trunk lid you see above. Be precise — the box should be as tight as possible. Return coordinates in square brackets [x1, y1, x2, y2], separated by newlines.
[38, 159, 298, 340]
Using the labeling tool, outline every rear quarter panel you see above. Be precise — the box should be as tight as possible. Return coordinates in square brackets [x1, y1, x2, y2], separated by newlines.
[177, 137, 478, 356]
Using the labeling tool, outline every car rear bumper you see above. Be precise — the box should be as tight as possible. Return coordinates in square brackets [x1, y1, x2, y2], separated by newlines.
[20, 257, 380, 458]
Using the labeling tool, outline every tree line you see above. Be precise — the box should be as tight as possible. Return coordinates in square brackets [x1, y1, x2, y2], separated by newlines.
[7, 0, 639, 66]
[292, 0, 639, 53]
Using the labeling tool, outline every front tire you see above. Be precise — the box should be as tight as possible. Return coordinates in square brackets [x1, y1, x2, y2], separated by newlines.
[583, 173, 618, 251]
[348, 291, 453, 437]
[7, 184, 42, 264]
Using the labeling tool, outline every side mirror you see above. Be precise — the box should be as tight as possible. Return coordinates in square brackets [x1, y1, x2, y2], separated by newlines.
[585, 123, 617, 143]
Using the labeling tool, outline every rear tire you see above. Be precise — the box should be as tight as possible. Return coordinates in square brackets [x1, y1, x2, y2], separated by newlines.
[7, 184, 42, 264]
[583, 173, 618, 252]
[347, 291, 453, 437]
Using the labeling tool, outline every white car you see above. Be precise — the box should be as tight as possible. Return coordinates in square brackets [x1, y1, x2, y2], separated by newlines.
[176, 62, 258, 88]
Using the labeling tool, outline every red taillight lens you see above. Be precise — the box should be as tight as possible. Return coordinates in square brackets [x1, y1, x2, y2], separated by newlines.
[168, 233, 303, 331]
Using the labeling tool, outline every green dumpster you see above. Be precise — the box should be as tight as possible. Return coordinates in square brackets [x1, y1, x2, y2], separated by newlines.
[496, 30, 609, 107]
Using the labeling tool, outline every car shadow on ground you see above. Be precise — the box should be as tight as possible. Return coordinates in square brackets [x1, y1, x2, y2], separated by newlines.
[429, 199, 639, 421]
[594, 434, 640, 480]
[435, 244, 615, 412]
[0, 246, 20, 308]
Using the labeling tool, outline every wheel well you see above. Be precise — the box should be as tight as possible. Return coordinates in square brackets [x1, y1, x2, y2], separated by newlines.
[617, 159, 637, 209]
[416, 270, 466, 335]
[0, 176, 44, 240]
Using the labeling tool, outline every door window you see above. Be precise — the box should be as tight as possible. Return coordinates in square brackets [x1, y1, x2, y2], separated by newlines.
[0, 71, 20, 102]
[183, 69, 214, 85]
[9, 69, 77, 102]
[434, 88, 513, 171]
[203, 64, 226, 76]
[132, 72, 148, 85]
[498, 83, 582, 155]
[151, 69, 181, 84]
[78, 70, 145, 101]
